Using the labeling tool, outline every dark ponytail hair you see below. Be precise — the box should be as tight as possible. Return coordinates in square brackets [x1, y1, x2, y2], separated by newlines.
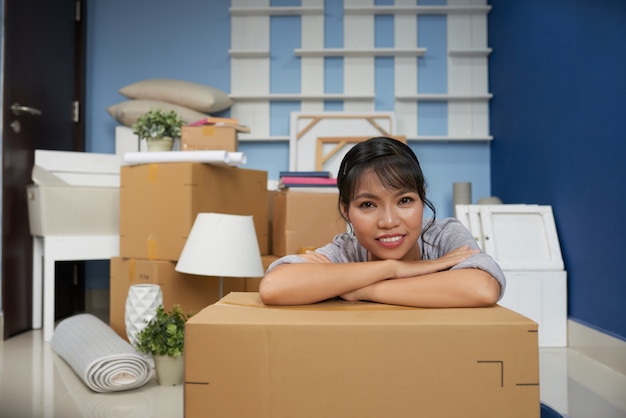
[336, 136, 437, 243]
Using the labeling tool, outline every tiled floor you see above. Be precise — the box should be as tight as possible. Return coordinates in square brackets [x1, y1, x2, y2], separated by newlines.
[1, 325, 625, 417]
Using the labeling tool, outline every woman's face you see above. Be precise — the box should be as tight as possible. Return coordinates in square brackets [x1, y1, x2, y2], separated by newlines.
[344, 169, 423, 262]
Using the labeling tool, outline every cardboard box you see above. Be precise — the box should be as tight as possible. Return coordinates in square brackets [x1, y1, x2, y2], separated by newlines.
[181, 126, 240, 152]
[185, 293, 540, 418]
[120, 163, 269, 260]
[272, 191, 346, 256]
[244, 255, 279, 292]
[109, 257, 247, 341]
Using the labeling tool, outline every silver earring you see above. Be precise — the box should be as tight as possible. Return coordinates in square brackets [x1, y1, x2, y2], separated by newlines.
[346, 223, 354, 236]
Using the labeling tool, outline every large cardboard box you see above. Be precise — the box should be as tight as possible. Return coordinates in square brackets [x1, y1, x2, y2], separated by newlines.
[181, 126, 240, 152]
[120, 163, 269, 260]
[272, 191, 346, 256]
[185, 293, 540, 418]
[109, 257, 246, 341]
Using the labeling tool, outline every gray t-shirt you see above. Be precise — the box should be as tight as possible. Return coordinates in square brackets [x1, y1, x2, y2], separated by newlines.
[267, 217, 506, 301]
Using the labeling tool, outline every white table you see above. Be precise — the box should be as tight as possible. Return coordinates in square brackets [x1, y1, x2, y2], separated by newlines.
[32, 235, 119, 341]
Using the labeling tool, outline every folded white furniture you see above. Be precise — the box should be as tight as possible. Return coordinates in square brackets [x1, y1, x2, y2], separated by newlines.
[456, 204, 567, 348]
[28, 149, 121, 341]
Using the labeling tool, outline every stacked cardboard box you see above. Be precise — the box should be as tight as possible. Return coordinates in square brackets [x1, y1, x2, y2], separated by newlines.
[181, 125, 241, 152]
[185, 292, 541, 418]
[110, 162, 270, 341]
[272, 191, 346, 256]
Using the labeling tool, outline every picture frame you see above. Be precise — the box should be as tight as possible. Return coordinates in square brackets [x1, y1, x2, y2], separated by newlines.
[289, 112, 396, 177]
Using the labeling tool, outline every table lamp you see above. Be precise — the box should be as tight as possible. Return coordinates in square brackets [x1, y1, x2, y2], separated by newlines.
[175, 213, 264, 298]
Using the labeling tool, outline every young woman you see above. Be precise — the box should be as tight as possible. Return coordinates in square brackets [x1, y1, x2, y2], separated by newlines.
[260, 136, 505, 308]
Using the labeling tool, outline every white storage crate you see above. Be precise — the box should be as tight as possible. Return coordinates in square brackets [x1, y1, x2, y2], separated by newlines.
[26, 150, 122, 236]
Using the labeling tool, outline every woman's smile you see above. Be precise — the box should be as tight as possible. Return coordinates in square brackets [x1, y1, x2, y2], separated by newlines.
[376, 233, 406, 249]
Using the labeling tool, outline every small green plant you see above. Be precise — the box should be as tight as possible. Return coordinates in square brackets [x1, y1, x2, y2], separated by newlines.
[132, 109, 183, 141]
[134, 304, 193, 357]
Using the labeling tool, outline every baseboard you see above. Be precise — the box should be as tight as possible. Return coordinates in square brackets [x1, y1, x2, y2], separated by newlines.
[568, 319, 626, 376]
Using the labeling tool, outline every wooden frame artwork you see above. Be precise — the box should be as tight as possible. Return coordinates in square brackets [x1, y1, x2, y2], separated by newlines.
[315, 136, 407, 171]
[289, 112, 396, 177]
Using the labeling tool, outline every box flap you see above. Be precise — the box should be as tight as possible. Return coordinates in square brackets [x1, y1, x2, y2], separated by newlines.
[198, 292, 538, 327]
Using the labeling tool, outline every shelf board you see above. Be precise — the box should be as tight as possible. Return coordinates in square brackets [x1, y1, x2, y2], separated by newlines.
[229, 6, 324, 16]
[396, 94, 493, 101]
[409, 136, 493, 141]
[228, 50, 270, 58]
[294, 48, 426, 57]
[239, 136, 289, 142]
[229, 93, 375, 101]
[238, 135, 492, 142]
[449, 48, 493, 57]
[344, 5, 492, 15]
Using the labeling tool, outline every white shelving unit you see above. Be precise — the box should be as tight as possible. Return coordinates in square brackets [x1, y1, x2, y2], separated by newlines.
[229, 0, 493, 142]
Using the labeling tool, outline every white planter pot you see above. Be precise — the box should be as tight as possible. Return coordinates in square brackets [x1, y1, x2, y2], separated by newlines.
[146, 137, 174, 151]
[154, 354, 184, 386]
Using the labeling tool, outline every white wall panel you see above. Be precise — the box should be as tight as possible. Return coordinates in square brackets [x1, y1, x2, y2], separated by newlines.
[229, 0, 492, 141]
[301, 10, 324, 95]
[395, 8, 418, 137]
[394, 101, 418, 137]
[231, 102, 271, 139]
[231, 58, 269, 95]
[231, 15, 269, 51]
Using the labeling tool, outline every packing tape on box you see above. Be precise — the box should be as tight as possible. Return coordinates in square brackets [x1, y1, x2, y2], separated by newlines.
[147, 235, 158, 259]
[128, 259, 136, 280]
[202, 126, 216, 135]
[147, 164, 159, 183]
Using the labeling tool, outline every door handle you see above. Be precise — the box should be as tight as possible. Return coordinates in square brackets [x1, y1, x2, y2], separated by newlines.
[11, 102, 42, 116]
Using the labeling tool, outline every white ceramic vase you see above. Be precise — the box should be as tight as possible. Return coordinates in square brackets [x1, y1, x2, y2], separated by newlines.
[124, 284, 163, 348]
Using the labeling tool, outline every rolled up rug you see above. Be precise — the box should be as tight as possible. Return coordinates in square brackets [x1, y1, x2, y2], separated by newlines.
[51, 313, 153, 392]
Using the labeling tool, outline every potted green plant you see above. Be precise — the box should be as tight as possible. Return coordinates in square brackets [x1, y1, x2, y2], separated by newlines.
[132, 109, 183, 152]
[134, 304, 193, 386]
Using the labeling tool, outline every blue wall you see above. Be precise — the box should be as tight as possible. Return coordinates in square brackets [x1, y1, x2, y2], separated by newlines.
[84, 1, 488, 304]
[488, 0, 626, 340]
[86, 0, 492, 220]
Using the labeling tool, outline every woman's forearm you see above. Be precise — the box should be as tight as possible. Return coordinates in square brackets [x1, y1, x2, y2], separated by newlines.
[351, 269, 501, 308]
[259, 260, 394, 305]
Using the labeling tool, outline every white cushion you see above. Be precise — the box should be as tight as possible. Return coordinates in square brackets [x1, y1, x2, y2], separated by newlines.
[119, 78, 233, 113]
[107, 100, 209, 126]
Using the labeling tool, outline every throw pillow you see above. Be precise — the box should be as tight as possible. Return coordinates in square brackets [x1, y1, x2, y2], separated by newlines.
[107, 100, 209, 127]
[119, 79, 233, 113]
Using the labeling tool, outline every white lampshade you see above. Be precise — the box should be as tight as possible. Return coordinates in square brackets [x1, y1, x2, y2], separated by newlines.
[175, 213, 264, 278]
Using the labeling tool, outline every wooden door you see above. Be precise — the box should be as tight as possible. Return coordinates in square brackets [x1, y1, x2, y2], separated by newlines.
[2, 0, 86, 338]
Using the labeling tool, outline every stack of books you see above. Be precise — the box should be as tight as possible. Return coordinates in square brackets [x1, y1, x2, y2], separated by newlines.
[278, 171, 338, 192]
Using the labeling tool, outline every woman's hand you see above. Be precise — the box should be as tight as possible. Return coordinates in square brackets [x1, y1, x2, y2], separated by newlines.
[394, 245, 478, 279]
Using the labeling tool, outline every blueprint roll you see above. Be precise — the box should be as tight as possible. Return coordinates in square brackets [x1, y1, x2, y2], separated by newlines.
[453, 182, 472, 206]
